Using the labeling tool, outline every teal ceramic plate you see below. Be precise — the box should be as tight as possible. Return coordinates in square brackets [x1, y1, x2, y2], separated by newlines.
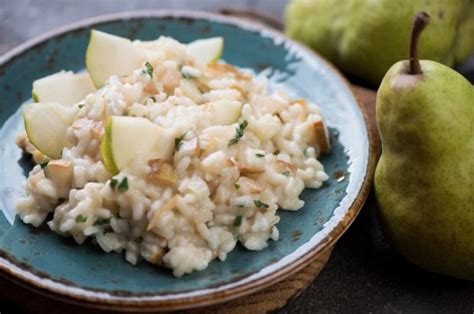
[0, 11, 375, 311]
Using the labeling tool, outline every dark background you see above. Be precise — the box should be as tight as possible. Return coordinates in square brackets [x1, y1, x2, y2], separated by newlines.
[1, 1, 473, 313]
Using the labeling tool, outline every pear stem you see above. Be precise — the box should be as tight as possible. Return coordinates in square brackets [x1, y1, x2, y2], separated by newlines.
[409, 12, 430, 75]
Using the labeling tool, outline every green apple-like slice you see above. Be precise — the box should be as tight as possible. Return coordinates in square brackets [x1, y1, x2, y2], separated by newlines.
[186, 37, 224, 64]
[101, 116, 175, 174]
[86, 30, 144, 88]
[32, 71, 95, 106]
[207, 100, 242, 125]
[23, 102, 75, 159]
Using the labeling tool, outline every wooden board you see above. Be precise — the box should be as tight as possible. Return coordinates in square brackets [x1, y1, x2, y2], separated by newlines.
[0, 86, 377, 313]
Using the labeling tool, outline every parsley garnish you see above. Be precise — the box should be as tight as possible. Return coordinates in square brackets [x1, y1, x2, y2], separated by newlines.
[175, 132, 187, 151]
[254, 199, 269, 209]
[93, 217, 111, 226]
[145, 62, 154, 77]
[75, 215, 87, 223]
[109, 177, 128, 192]
[234, 183, 240, 189]
[234, 215, 243, 227]
[256, 153, 265, 158]
[78, 103, 85, 109]
[117, 177, 128, 192]
[40, 160, 49, 169]
[273, 150, 280, 155]
[228, 120, 248, 146]
[236, 204, 245, 208]
[281, 171, 290, 177]
[109, 178, 118, 189]
[149, 96, 156, 102]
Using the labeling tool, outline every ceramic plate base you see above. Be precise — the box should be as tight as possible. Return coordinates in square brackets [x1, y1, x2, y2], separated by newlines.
[0, 11, 376, 311]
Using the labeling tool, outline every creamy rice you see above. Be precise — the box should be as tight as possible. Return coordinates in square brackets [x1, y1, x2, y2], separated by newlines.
[16, 36, 330, 277]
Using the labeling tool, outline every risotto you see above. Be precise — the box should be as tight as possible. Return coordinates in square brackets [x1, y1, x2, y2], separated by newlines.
[15, 33, 330, 277]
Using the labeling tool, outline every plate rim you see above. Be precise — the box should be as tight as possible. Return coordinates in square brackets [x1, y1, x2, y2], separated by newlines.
[0, 10, 377, 311]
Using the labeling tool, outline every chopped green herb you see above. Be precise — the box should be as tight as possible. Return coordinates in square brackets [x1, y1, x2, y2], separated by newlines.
[39, 160, 49, 169]
[145, 62, 154, 77]
[149, 96, 156, 102]
[234, 183, 240, 190]
[78, 103, 85, 109]
[273, 150, 280, 155]
[75, 215, 87, 223]
[234, 215, 243, 227]
[117, 177, 129, 192]
[254, 199, 269, 209]
[281, 171, 290, 177]
[256, 153, 265, 158]
[228, 120, 248, 146]
[109, 178, 118, 189]
[175, 132, 187, 151]
[93, 217, 111, 226]
[236, 204, 245, 208]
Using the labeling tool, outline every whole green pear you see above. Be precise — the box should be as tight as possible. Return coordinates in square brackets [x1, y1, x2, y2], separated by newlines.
[285, 0, 474, 86]
[375, 13, 474, 280]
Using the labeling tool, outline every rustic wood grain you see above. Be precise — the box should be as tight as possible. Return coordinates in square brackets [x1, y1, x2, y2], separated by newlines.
[0, 87, 377, 313]
[350, 85, 380, 155]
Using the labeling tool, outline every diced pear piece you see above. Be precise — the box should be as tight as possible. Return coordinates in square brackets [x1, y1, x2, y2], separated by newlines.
[179, 79, 204, 104]
[101, 116, 174, 174]
[206, 100, 242, 125]
[86, 30, 144, 87]
[32, 71, 95, 106]
[44, 160, 73, 187]
[313, 120, 331, 154]
[22, 102, 75, 159]
[148, 159, 178, 187]
[237, 177, 265, 194]
[186, 37, 224, 64]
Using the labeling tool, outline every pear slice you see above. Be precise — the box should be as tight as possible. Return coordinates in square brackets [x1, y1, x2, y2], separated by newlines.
[44, 160, 73, 187]
[101, 116, 175, 174]
[22, 103, 75, 159]
[32, 71, 95, 106]
[186, 37, 224, 64]
[148, 159, 178, 187]
[86, 30, 144, 88]
[313, 120, 331, 154]
[206, 100, 242, 125]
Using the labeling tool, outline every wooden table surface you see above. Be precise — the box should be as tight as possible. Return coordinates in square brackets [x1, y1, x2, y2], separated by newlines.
[1, 1, 474, 313]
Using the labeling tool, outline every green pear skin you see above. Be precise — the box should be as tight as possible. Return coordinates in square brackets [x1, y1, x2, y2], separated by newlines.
[285, 0, 474, 86]
[375, 60, 474, 280]
[454, 2, 474, 62]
